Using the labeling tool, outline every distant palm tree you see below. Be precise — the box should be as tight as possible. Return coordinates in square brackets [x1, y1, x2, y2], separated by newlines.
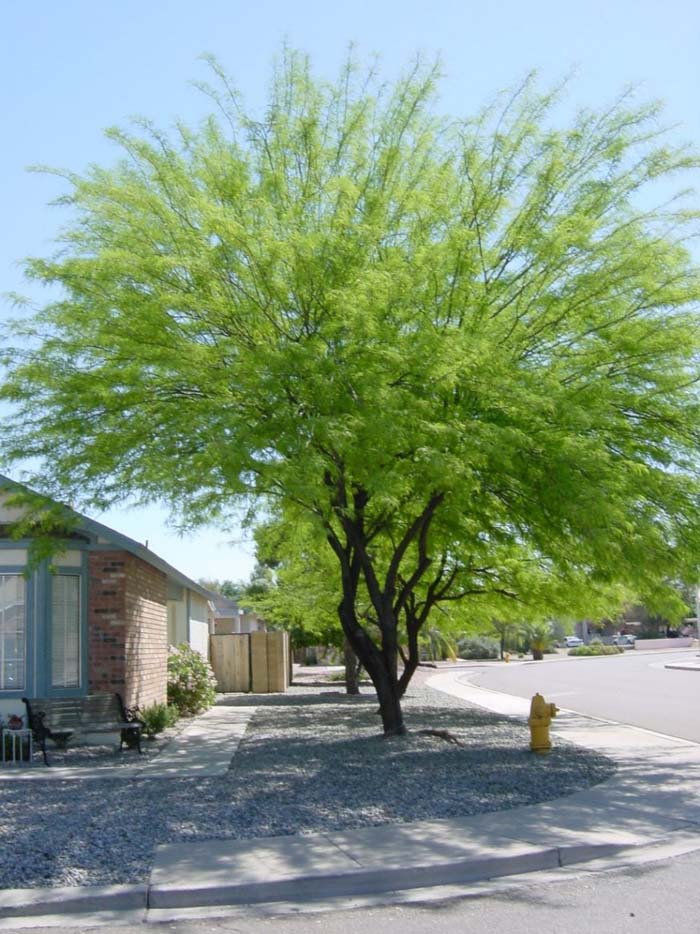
[420, 628, 459, 662]
[522, 621, 552, 661]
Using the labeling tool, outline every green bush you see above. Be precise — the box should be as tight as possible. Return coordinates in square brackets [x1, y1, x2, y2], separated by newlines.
[139, 701, 179, 737]
[568, 644, 624, 657]
[167, 644, 218, 715]
[457, 636, 500, 659]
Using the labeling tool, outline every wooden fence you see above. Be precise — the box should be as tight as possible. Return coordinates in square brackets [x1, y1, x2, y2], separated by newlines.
[210, 631, 291, 693]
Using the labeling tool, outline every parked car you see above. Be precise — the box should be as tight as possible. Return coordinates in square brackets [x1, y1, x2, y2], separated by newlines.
[565, 636, 583, 647]
[613, 634, 636, 646]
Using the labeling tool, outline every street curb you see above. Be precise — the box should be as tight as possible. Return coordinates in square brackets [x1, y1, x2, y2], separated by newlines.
[0, 843, 635, 920]
[4, 834, 700, 927]
[0, 883, 147, 919]
[147, 846, 562, 909]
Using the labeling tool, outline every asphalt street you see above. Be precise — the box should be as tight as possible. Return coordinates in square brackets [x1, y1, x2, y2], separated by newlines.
[469, 649, 700, 742]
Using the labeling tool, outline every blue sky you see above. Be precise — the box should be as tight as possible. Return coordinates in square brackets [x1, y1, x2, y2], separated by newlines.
[1, 0, 699, 583]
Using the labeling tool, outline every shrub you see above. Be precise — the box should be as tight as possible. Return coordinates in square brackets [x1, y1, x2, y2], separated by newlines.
[568, 644, 624, 657]
[167, 644, 218, 715]
[458, 636, 500, 659]
[139, 701, 179, 737]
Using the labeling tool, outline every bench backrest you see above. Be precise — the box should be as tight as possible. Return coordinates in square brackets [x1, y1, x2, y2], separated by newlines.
[24, 693, 127, 730]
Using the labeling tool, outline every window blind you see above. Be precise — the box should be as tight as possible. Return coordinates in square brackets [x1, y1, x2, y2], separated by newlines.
[0, 574, 25, 691]
[51, 575, 81, 688]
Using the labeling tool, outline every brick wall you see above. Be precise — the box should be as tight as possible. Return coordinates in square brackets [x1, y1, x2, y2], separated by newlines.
[88, 552, 168, 707]
[123, 554, 168, 707]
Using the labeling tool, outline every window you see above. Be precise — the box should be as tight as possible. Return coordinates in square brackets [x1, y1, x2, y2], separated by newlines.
[51, 575, 81, 688]
[0, 574, 25, 691]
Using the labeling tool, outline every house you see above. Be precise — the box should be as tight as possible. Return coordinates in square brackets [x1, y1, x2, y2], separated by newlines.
[208, 592, 267, 635]
[0, 474, 214, 723]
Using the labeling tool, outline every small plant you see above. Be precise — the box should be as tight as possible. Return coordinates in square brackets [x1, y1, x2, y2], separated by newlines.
[568, 644, 624, 656]
[327, 669, 347, 681]
[139, 702, 179, 738]
[167, 644, 218, 715]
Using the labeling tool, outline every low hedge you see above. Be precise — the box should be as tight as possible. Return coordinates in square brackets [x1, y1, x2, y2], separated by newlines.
[458, 636, 500, 659]
[568, 644, 624, 657]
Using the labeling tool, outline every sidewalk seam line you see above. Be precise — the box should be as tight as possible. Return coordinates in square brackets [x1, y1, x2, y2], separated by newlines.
[319, 833, 366, 869]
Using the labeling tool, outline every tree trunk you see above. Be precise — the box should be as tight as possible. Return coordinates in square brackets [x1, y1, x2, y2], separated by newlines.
[374, 667, 407, 735]
[338, 604, 407, 736]
[326, 485, 446, 737]
[344, 638, 360, 695]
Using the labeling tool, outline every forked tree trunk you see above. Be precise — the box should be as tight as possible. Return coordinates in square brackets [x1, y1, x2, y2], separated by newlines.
[339, 606, 407, 735]
[327, 486, 446, 737]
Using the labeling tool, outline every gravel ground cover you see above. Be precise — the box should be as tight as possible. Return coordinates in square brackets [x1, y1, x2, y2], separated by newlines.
[0, 684, 615, 889]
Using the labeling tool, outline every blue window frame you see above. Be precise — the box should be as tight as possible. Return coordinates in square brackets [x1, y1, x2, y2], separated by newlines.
[0, 548, 87, 699]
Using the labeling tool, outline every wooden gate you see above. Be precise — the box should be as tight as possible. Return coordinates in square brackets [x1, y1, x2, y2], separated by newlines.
[210, 631, 290, 693]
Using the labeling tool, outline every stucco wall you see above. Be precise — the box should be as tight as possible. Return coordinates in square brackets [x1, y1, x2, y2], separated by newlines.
[188, 591, 210, 658]
[0, 492, 26, 524]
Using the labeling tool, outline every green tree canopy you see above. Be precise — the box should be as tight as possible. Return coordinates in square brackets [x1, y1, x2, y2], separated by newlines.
[3, 51, 700, 734]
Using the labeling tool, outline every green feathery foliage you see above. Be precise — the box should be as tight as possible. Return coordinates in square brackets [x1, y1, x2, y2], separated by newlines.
[3, 50, 700, 732]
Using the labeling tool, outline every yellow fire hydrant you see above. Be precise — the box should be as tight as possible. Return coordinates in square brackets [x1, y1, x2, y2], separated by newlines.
[528, 693, 558, 754]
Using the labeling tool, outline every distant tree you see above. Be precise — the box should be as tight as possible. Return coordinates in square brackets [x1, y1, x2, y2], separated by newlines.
[3, 51, 700, 736]
[489, 620, 517, 660]
[198, 578, 245, 601]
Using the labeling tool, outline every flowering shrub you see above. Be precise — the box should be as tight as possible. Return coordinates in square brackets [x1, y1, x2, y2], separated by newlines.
[167, 644, 218, 715]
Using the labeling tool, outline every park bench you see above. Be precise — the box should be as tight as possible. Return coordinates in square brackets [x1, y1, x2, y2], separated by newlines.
[22, 693, 143, 766]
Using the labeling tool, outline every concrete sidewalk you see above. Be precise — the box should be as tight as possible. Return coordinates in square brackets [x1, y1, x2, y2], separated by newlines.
[1, 673, 700, 926]
[0, 704, 257, 782]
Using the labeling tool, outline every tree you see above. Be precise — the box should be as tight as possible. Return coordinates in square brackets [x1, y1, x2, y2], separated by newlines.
[3, 51, 700, 736]
[521, 620, 553, 661]
[198, 578, 245, 601]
